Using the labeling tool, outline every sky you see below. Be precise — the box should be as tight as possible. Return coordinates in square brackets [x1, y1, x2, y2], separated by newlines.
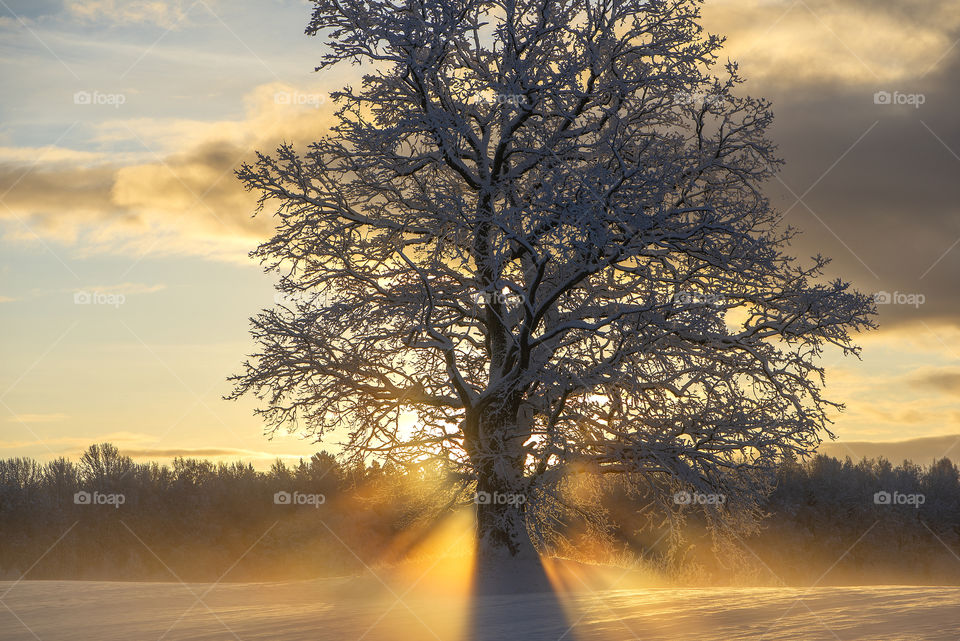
[1, 0, 959, 468]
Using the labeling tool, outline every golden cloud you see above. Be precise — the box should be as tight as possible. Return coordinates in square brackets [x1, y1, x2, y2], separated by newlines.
[0, 82, 338, 262]
[703, 0, 960, 84]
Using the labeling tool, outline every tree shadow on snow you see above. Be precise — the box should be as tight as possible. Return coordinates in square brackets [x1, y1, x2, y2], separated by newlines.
[465, 554, 579, 641]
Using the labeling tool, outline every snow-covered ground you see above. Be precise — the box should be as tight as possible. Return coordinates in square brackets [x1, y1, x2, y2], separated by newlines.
[2, 578, 958, 640]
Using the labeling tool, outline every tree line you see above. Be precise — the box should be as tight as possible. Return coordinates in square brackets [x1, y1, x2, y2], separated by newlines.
[1, 444, 957, 584]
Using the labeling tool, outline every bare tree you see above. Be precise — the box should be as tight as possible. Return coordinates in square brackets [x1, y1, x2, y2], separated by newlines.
[229, 0, 875, 562]
[79, 443, 133, 487]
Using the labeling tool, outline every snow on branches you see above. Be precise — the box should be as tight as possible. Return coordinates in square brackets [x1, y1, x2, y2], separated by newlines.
[230, 0, 875, 557]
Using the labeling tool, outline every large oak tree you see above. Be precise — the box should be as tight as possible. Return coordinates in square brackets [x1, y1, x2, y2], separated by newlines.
[230, 0, 875, 561]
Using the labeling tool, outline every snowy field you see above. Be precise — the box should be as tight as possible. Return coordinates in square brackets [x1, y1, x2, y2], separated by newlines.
[2, 578, 959, 641]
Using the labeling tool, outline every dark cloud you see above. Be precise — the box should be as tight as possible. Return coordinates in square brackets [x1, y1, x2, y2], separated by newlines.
[746, 46, 960, 329]
[602, 0, 952, 333]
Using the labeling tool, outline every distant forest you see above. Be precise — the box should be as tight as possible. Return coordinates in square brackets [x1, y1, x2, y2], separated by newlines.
[1, 444, 958, 585]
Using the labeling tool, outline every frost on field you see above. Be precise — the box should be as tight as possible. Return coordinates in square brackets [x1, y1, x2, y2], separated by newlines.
[2, 581, 959, 641]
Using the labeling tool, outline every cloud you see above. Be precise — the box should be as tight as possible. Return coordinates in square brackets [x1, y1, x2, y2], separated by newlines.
[71, 282, 166, 295]
[856, 322, 960, 354]
[0, 0, 65, 20]
[0, 437, 318, 470]
[813, 326, 960, 442]
[704, 0, 960, 84]
[860, 404, 933, 426]
[66, 0, 193, 28]
[0, 146, 110, 165]
[6, 413, 69, 423]
[819, 433, 960, 464]
[758, 60, 960, 329]
[698, 1, 960, 331]
[0, 434, 314, 466]
[0, 82, 336, 262]
[0, 431, 153, 450]
[1, 0, 202, 27]
[0, 164, 121, 246]
[702, 2, 960, 335]
[120, 447, 306, 460]
[910, 369, 960, 396]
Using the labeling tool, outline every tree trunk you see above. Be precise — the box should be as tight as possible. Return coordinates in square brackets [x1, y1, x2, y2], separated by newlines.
[474, 475, 537, 561]
[470, 414, 538, 561]
[471, 452, 555, 594]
